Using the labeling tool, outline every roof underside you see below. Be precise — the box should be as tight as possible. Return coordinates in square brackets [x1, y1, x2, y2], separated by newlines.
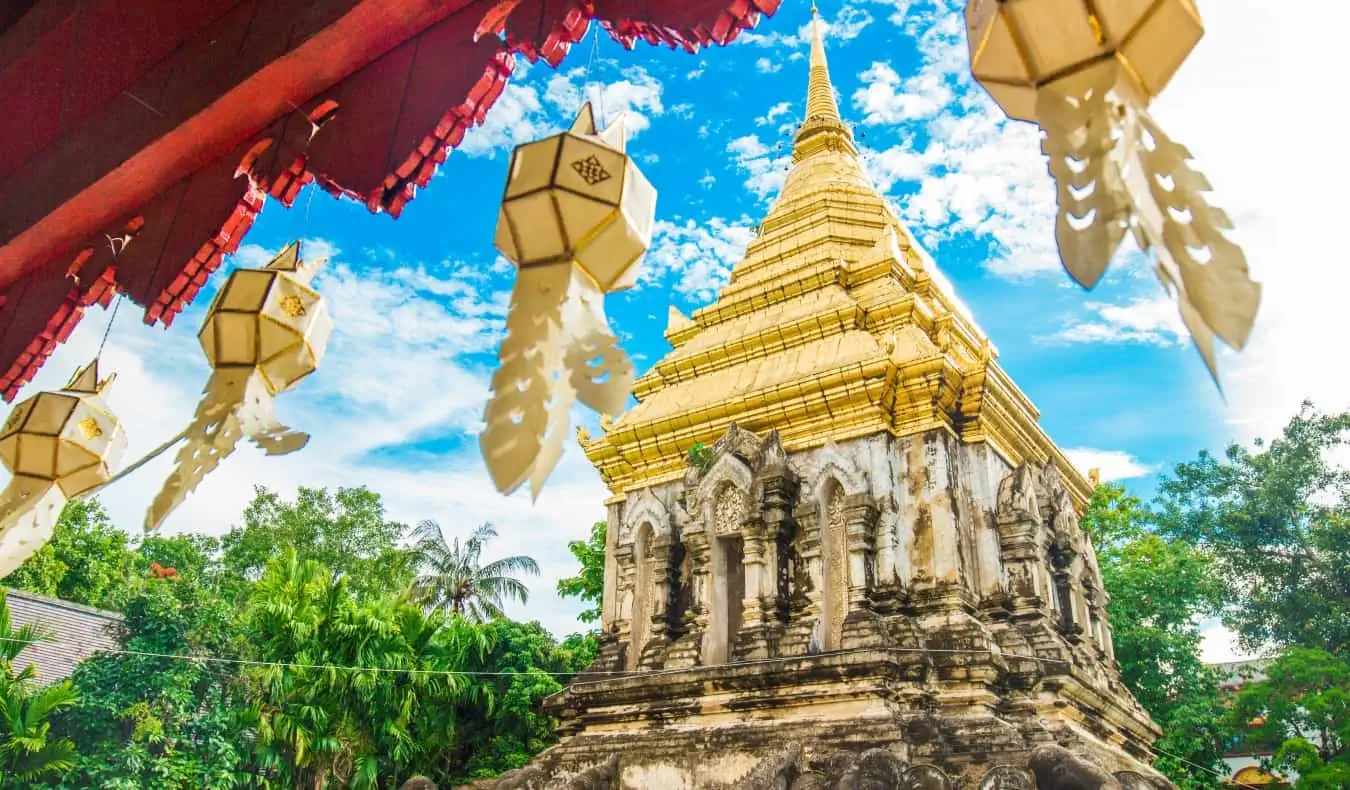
[0, 0, 780, 400]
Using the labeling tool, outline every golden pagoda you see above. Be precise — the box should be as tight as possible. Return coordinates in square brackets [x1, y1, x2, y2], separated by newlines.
[581, 10, 1093, 514]
[473, 11, 1173, 790]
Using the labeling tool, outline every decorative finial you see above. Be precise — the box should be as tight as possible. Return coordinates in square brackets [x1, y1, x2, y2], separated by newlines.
[810, 1, 818, 17]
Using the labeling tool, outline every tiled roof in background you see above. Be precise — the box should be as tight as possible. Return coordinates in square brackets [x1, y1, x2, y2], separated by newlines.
[5, 587, 121, 682]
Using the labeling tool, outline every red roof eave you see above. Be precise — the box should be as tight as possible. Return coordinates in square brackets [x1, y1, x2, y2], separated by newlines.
[0, 0, 780, 400]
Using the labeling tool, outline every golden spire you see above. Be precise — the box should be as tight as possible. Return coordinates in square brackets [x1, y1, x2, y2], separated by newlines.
[794, 4, 855, 160]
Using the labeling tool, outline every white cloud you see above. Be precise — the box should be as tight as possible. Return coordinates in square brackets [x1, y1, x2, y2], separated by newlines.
[642, 217, 756, 302]
[460, 63, 665, 157]
[1141, 0, 1350, 440]
[1048, 297, 1188, 347]
[853, 61, 951, 125]
[8, 239, 603, 639]
[739, 6, 873, 48]
[755, 101, 793, 127]
[1062, 448, 1156, 483]
[755, 57, 781, 75]
[727, 134, 790, 202]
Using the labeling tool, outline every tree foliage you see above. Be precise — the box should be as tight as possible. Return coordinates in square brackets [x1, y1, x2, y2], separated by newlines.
[1082, 483, 1230, 789]
[1233, 648, 1350, 789]
[410, 522, 539, 623]
[3, 485, 597, 788]
[0, 590, 78, 787]
[556, 521, 605, 624]
[1156, 403, 1350, 655]
[223, 486, 417, 602]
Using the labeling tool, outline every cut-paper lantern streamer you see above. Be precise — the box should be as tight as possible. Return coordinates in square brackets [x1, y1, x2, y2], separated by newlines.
[966, 0, 1260, 384]
[146, 241, 331, 531]
[482, 103, 655, 499]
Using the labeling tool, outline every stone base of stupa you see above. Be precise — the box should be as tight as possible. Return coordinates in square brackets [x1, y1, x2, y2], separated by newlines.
[458, 634, 1174, 790]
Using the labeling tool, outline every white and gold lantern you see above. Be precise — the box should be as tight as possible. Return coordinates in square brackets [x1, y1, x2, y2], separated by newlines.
[147, 240, 331, 531]
[967, 0, 1260, 383]
[0, 360, 127, 575]
[482, 103, 655, 498]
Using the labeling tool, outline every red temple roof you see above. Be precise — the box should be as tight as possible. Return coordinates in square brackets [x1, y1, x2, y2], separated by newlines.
[0, 0, 779, 400]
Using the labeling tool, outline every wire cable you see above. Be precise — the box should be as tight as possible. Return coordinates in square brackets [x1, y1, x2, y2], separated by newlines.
[0, 634, 1262, 786]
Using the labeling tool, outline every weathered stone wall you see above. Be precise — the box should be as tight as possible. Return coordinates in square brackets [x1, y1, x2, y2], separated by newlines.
[516, 424, 1164, 790]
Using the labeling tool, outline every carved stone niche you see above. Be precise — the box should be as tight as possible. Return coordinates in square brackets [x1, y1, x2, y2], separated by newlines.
[619, 488, 675, 669]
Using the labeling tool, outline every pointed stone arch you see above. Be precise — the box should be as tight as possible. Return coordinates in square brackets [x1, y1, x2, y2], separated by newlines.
[630, 521, 655, 669]
[806, 440, 867, 506]
[622, 488, 672, 544]
[803, 442, 865, 653]
[696, 451, 755, 525]
[695, 453, 754, 665]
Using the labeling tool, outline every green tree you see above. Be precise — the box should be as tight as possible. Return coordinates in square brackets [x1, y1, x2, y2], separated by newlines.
[3, 499, 138, 610]
[1156, 403, 1350, 654]
[244, 549, 488, 788]
[556, 521, 605, 624]
[222, 486, 416, 601]
[449, 619, 596, 782]
[45, 569, 256, 788]
[410, 522, 539, 623]
[0, 590, 78, 787]
[1082, 483, 1230, 789]
[1232, 648, 1350, 789]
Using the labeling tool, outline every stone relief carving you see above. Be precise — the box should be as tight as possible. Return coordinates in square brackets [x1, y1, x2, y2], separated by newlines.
[995, 464, 1041, 526]
[715, 486, 750, 536]
[978, 766, 1035, 790]
[900, 764, 952, 790]
[695, 451, 755, 517]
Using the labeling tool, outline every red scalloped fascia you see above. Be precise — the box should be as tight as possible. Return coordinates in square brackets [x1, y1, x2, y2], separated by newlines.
[0, 0, 778, 401]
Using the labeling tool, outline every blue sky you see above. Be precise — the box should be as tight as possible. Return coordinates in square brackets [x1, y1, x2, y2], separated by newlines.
[15, 0, 1344, 659]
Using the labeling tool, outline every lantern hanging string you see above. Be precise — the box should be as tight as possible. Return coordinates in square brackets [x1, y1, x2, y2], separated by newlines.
[582, 22, 605, 125]
[74, 426, 190, 502]
[94, 292, 124, 361]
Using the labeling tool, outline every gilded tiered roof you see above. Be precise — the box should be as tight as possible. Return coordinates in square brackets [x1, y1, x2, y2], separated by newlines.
[581, 10, 1091, 508]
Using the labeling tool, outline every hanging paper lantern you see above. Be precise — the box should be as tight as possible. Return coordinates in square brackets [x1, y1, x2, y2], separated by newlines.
[482, 102, 655, 498]
[146, 241, 331, 531]
[0, 360, 127, 575]
[966, 0, 1260, 383]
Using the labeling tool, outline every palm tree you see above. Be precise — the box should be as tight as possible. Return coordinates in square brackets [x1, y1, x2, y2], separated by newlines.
[409, 522, 539, 622]
[0, 590, 78, 786]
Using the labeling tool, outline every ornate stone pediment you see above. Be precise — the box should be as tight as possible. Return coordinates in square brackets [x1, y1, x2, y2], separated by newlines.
[804, 439, 867, 505]
[622, 488, 672, 544]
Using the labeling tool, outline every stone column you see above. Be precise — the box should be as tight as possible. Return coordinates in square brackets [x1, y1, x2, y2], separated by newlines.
[664, 523, 710, 669]
[601, 501, 623, 632]
[843, 494, 878, 608]
[638, 534, 674, 669]
[760, 469, 797, 625]
[735, 516, 777, 659]
[780, 502, 823, 655]
[612, 542, 637, 655]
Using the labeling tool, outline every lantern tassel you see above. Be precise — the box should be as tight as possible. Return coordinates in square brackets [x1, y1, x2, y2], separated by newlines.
[146, 368, 308, 531]
[0, 476, 66, 577]
[1038, 61, 1261, 386]
[482, 262, 634, 500]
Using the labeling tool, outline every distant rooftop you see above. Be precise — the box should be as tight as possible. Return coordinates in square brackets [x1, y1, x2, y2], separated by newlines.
[5, 587, 121, 682]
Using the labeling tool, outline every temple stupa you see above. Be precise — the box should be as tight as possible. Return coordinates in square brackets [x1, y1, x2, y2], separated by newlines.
[469, 10, 1171, 790]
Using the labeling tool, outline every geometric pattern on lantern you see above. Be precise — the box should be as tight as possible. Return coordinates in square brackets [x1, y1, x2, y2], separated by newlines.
[482, 103, 655, 500]
[0, 359, 128, 576]
[145, 241, 331, 532]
